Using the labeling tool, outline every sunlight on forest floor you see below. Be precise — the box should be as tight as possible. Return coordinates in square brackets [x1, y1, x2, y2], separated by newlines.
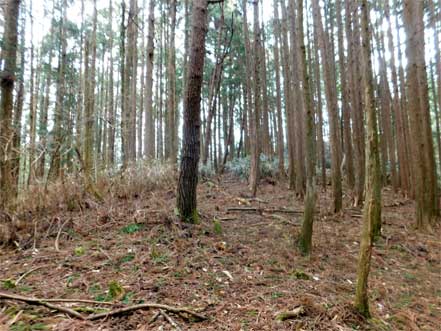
[0, 175, 440, 330]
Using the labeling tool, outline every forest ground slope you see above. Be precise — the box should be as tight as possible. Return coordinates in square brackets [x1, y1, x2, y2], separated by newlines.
[1, 176, 440, 330]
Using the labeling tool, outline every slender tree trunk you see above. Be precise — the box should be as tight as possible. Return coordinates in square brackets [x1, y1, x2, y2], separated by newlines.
[166, 0, 177, 164]
[385, 0, 407, 191]
[144, 0, 155, 159]
[280, 0, 295, 189]
[0, 0, 20, 210]
[28, 3, 37, 185]
[336, 0, 354, 189]
[249, 0, 261, 197]
[48, 0, 67, 182]
[272, 0, 284, 177]
[12, 10, 24, 191]
[355, 0, 382, 317]
[177, 0, 209, 222]
[84, 0, 97, 185]
[312, 0, 342, 212]
[106, 0, 115, 167]
[297, 0, 317, 255]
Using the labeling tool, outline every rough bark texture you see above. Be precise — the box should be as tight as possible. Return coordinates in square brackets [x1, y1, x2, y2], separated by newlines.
[403, 0, 439, 229]
[176, 0, 208, 223]
[312, 0, 342, 212]
[272, 0, 285, 177]
[297, 0, 316, 256]
[0, 0, 20, 210]
[144, 0, 155, 159]
[354, 0, 381, 317]
[166, 0, 177, 164]
[48, 0, 67, 182]
[249, 0, 261, 197]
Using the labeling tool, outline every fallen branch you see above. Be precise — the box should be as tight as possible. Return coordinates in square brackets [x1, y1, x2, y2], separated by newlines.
[87, 303, 207, 321]
[0, 291, 207, 322]
[15, 266, 45, 286]
[227, 207, 305, 214]
[274, 306, 305, 321]
[0, 291, 85, 320]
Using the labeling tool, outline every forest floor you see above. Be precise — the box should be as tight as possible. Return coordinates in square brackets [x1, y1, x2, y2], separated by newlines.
[0, 174, 440, 331]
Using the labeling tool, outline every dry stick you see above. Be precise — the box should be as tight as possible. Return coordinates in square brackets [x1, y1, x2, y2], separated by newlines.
[148, 310, 161, 324]
[0, 291, 206, 322]
[226, 207, 305, 214]
[15, 266, 45, 286]
[160, 309, 183, 331]
[54, 218, 70, 251]
[86, 303, 207, 321]
[0, 291, 85, 320]
[7, 309, 23, 326]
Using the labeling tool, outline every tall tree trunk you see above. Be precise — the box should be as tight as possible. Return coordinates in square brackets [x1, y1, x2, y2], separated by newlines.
[166, 0, 177, 164]
[312, 0, 342, 212]
[336, 0, 354, 189]
[28, 2, 37, 185]
[272, 0, 284, 177]
[0, 0, 20, 210]
[403, 0, 439, 229]
[144, 0, 155, 159]
[106, 0, 115, 167]
[48, 0, 67, 182]
[355, 0, 382, 317]
[280, 0, 295, 189]
[249, 0, 261, 197]
[177, 0, 209, 223]
[297, 0, 316, 255]
[385, 0, 407, 191]
[12, 9, 24, 190]
[84, 0, 97, 184]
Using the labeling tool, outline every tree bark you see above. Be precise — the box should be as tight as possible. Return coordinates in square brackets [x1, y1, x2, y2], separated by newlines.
[354, 0, 381, 317]
[0, 0, 20, 210]
[403, 0, 439, 229]
[177, 0, 209, 223]
[144, 0, 155, 159]
[312, 0, 342, 212]
[297, 0, 316, 255]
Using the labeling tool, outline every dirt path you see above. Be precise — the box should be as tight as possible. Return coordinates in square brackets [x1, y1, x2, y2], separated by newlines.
[1, 177, 440, 330]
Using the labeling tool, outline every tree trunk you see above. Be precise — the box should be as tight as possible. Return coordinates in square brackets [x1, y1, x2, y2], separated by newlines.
[297, 0, 316, 255]
[403, 0, 439, 229]
[336, 0, 354, 189]
[166, 0, 177, 164]
[272, 0, 284, 177]
[48, 0, 67, 182]
[312, 0, 342, 212]
[176, 0, 209, 223]
[0, 0, 20, 210]
[144, 0, 155, 159]
[249, 0, 261, 197]
[354, 0, 382, 317]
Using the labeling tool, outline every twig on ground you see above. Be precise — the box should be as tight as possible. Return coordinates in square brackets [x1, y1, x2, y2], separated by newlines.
[0, 291, 85, 320]
[148, 311, 161, 324]
[227, 207, 305, 214]
[54, 218, 70, 251]
[160, 309, 182, 330]
[15, 266, 45, 286]
[87, 303, 207, 321]
[7, 310, 22, 326]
